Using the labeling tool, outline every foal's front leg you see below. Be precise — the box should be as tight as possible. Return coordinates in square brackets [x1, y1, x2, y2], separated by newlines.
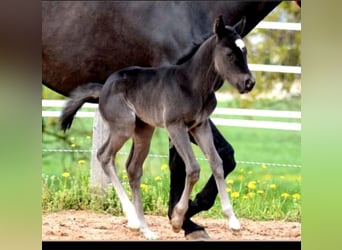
[190, 120, 241, 231]
[166, 122, 200, 233]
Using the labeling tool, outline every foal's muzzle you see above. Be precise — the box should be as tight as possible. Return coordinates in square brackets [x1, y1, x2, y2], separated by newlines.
[238, 75, 255, 94]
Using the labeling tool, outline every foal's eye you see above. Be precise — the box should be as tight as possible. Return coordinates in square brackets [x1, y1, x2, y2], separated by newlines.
[226, 52, 234, 61]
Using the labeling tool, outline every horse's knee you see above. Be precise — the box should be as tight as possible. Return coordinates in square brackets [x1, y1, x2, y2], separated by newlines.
[212, 165, 224, 179]
[96, 149, 111, 165]
[127, 165, 142, 187]
[209, 156, 224, 178]
[186, 163, 200, 185]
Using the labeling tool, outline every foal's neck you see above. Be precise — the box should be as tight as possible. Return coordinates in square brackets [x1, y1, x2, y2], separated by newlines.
[181, 36, 220, 95]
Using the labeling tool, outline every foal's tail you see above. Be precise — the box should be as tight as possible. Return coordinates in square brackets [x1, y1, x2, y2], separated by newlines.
[60, 83, 103, 132]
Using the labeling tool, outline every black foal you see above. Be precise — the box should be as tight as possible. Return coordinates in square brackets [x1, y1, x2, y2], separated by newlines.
[60, 15, 254, 239]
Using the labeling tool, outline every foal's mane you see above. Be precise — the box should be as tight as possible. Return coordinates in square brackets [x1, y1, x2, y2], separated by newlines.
[176, 32, 213, 65]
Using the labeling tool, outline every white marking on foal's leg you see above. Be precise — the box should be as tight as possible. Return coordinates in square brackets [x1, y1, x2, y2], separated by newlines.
[219, 191, 241, 231]
[104, 165, 140, 230]
[222, 205, 241, 231]
[140, 226, 159, 240]
[214, 165, 241, 231]
[124, 203, 141, 230]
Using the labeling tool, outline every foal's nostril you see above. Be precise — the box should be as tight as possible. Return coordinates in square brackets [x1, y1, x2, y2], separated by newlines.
[246, 78, 255, 90]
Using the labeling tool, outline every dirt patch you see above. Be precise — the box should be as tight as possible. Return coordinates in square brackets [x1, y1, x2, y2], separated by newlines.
[42, 210, 301, 241]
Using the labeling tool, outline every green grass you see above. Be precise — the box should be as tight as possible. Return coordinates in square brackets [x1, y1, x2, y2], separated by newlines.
[42, 87, 301, 222]
[42, 117, 301, 222]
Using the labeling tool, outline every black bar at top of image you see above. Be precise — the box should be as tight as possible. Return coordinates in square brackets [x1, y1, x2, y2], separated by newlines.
[42, 241, 301, 250]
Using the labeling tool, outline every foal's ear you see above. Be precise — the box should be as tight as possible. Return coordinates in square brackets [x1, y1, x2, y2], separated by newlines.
[213, 15, 225, 39]
[233, 16, 246, 36]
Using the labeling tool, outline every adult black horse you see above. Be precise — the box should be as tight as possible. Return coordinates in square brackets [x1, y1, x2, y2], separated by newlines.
[42, 1, 281, 240]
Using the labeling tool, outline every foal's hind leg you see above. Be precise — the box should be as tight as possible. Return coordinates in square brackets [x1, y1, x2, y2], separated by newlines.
[190, 120, 240, 231]
[126, 121, 158, 239]
[97, 126, 140, 230]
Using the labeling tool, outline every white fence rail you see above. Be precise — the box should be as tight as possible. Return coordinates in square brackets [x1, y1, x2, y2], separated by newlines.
[42, 100, 301, 131]
[42, 21, 301, 130]
[250, 21, 301, 74]
[257, 21, 301, 31]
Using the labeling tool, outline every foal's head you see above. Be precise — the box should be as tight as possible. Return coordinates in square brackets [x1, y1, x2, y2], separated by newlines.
[212, 15, 255, 94]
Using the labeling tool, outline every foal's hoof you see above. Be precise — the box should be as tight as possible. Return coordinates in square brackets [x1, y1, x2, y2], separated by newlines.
[170, 217, 183, 233]
[170, 208, 184, 233]
[126, 219, 141, 230]
[228, 217, 241, 231]
[141, 228, 159, 240]
[185, 230, 211, 241]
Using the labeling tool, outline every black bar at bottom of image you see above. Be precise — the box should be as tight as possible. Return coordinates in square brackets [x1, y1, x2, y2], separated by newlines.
[42, 240, 301, 250]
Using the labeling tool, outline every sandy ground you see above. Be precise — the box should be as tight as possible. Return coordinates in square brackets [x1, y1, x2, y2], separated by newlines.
[42, 210, 301, 241]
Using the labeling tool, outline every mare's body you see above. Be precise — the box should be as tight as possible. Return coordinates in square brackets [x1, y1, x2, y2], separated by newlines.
[43, 1, 282, 239]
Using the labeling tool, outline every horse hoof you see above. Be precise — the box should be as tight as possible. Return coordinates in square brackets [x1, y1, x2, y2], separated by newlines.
[170, 216, 183, 233]
[170, 210, 184, 233]
[126, 219, 141, 230]
[228, 217, 241, 231]
[142, 230, 159, 240]
[185, 230, 211, 241]
[170, 220, 182, 233]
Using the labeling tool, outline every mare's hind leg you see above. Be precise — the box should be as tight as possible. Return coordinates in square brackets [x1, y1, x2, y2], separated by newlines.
[166, 122, 200, 233]
[190, 120, 240, 231]
[126, 121, 158, 239]
[97, 123, 140, 230]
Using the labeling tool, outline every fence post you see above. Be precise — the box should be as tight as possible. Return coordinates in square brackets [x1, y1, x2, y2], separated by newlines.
[90, 108, 111, 189]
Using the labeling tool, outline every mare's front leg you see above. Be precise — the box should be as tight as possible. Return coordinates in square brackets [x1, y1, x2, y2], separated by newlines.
[190, 120, 240, 231]
[166, 122, 200, 233]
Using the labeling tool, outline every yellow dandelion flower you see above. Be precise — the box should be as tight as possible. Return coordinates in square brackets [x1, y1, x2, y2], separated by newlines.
[281, 193, 290, 199]
[226, 188, 232, 193]
[231, 192, 240, 199]
[62, 172, 70, 178]
[248, 192, 255, 198]
[78, 159, 85, 165]
[239, 168, 244, 173]
[86, 135, 91, 140]
[247, 181, 256, 190]
[257, 190, 264, 194]
[154, 176, 162, 182]
[70, 136, 75, 141]
[237, 175, 244, 181]
[226, 179, 234, 185]
[292, 193, 301, 199]
[261, 163, 267, 169]
[122, 174, 128, 180]
[248, 171, 253, 175]
[140, 183, 149, 191]
[161, 164, 168, 171]
[269, 184, 277, 190]
[264, 174, 272, 180]
[70, 143, 76, 148]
